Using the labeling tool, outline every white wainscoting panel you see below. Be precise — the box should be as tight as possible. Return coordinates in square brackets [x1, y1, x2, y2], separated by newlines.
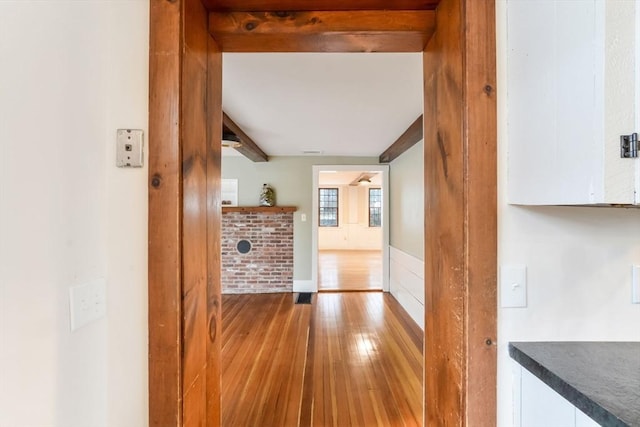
[389, 246, 424, 329]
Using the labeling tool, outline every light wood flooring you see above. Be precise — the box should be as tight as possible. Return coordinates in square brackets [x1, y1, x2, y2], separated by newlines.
[221, 292, 423, 427]
[318, 250, 383, 291]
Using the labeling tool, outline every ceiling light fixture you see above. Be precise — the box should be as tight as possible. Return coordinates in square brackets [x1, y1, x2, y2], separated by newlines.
[222, 131, 242, 148]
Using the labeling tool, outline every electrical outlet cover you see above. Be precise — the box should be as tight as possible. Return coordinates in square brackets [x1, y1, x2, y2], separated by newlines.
[116, 129, 144, 167]
[500, 265, 527, 308]
[69, 279, 106, 331]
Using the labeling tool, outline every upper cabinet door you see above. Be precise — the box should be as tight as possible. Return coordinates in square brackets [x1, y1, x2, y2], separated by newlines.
[507, 0, 639, 206]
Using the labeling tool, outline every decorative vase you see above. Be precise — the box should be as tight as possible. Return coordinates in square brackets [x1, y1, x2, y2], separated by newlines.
[259, 183, 275, 206]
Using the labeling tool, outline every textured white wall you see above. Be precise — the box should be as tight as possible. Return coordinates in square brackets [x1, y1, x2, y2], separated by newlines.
[497, 1, 640, 425]
[389, 140, 424, 260]
[0, 2, 149, 426]
[105, 3, 149, 426]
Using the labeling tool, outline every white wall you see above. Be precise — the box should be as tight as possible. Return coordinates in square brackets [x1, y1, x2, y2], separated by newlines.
[105, 3, 149, 426]
[318, 185, 382, 250]
[497, 1, 640, 426]
[389, 140, 424, 260]
[0, 2, 149, 426]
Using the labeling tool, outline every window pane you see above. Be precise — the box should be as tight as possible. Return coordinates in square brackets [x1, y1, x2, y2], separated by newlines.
[369, 188, 382, 227]
[319, 188, 338, 227]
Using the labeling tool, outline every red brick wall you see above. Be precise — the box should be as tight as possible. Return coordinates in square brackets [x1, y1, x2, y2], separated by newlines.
[221, 211, 294, 293]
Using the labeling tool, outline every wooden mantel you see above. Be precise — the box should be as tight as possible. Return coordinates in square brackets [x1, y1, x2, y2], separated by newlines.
[222, 206, 297, 213]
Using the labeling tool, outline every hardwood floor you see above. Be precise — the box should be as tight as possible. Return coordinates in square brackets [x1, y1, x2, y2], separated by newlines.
[221, 292, 423, 427]
[318, 250, 383, 291]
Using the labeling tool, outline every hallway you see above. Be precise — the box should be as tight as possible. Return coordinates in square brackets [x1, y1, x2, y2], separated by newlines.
[221, 292, 423, 427]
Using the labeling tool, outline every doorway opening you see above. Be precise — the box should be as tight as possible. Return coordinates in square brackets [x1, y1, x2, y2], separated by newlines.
[312, 165, 390, 292]
[148, 2, 497, 425]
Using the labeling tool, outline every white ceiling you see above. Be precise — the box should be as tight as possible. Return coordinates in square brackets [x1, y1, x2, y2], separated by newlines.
[319, 171, 382, 186]
[222, 53, 423, 158]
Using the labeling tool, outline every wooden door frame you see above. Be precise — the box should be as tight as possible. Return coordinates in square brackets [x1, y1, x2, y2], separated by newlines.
[148, 0, 496, 425]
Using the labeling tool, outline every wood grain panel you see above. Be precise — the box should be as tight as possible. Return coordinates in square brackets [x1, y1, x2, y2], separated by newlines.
[206, 34, 223, 427]
[423, 0, 497, 425]
[181, 0, 213, 426]
[463, 0, 497, 423]
[202, 0, 439, 12]
[148, 0, 182, 424]
[181, 43, 208, 409]
[183, 372, 206, 427]
[423, 0, 465, 422]
[149, 0, 221, 425]
[209, 11, 436, 52]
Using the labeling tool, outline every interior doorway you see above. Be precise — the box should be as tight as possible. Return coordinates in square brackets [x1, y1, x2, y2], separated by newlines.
[148, 1, 497, 425]
[312, 165, 390, 291]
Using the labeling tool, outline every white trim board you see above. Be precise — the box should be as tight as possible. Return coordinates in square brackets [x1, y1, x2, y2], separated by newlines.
[293, 280, 315, 293]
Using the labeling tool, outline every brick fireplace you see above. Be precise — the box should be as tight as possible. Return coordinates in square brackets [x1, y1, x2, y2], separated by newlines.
[221, 206, 296, 294]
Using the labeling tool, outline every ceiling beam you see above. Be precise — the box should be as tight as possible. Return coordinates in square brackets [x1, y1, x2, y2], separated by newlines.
[223, 112, 268, 162]
[208, 10, 436, 52]
[378, 115, 423, 163]
[202, 0, 440, 12]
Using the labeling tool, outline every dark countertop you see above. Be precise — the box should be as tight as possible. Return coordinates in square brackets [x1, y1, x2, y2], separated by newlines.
[509, 342, 640, 427]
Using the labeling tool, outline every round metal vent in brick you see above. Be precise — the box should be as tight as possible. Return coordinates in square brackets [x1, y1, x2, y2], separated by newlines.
[236, 239, 252, 254]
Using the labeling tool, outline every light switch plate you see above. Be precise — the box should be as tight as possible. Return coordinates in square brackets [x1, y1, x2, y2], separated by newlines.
[500, 265, 527, 308]
[632, 265, 640, 304]
[69, 279, 106, 331]
[116, 129, 144, 167]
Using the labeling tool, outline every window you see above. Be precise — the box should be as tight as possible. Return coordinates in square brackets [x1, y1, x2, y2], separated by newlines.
[369, 188, 382, 227]
[319, 188, 338, 227]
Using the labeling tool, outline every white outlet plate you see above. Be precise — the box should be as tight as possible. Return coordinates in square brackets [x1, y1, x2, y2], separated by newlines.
[500, 265, 527, 308]
[69, 279, 106, 331]
[116, 129, 144, 167]
[632, 265, 640, 304]
[301, 213, 307, 222]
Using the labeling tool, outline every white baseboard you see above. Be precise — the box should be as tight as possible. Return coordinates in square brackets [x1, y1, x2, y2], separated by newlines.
[293, 280, 315, 293]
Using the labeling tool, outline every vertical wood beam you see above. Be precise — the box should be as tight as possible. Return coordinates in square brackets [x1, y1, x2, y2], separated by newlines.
[181, 0, 210, 425]
[149, 0, 182, 424]
[205, 34, 223, 427]
[423, 0, 497, 425]
[149, 0, 221, 425]
[463, 0, 497, 424]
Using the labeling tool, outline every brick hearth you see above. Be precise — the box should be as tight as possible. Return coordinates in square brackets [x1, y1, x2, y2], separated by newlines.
[221, 206, 296, 294]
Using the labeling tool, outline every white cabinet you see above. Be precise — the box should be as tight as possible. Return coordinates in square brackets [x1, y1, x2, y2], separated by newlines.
[520, 366, 575, 427]
[513, 364, 602, 427]
[507, 0, 640, 206]
[576, 410, 601, 427]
